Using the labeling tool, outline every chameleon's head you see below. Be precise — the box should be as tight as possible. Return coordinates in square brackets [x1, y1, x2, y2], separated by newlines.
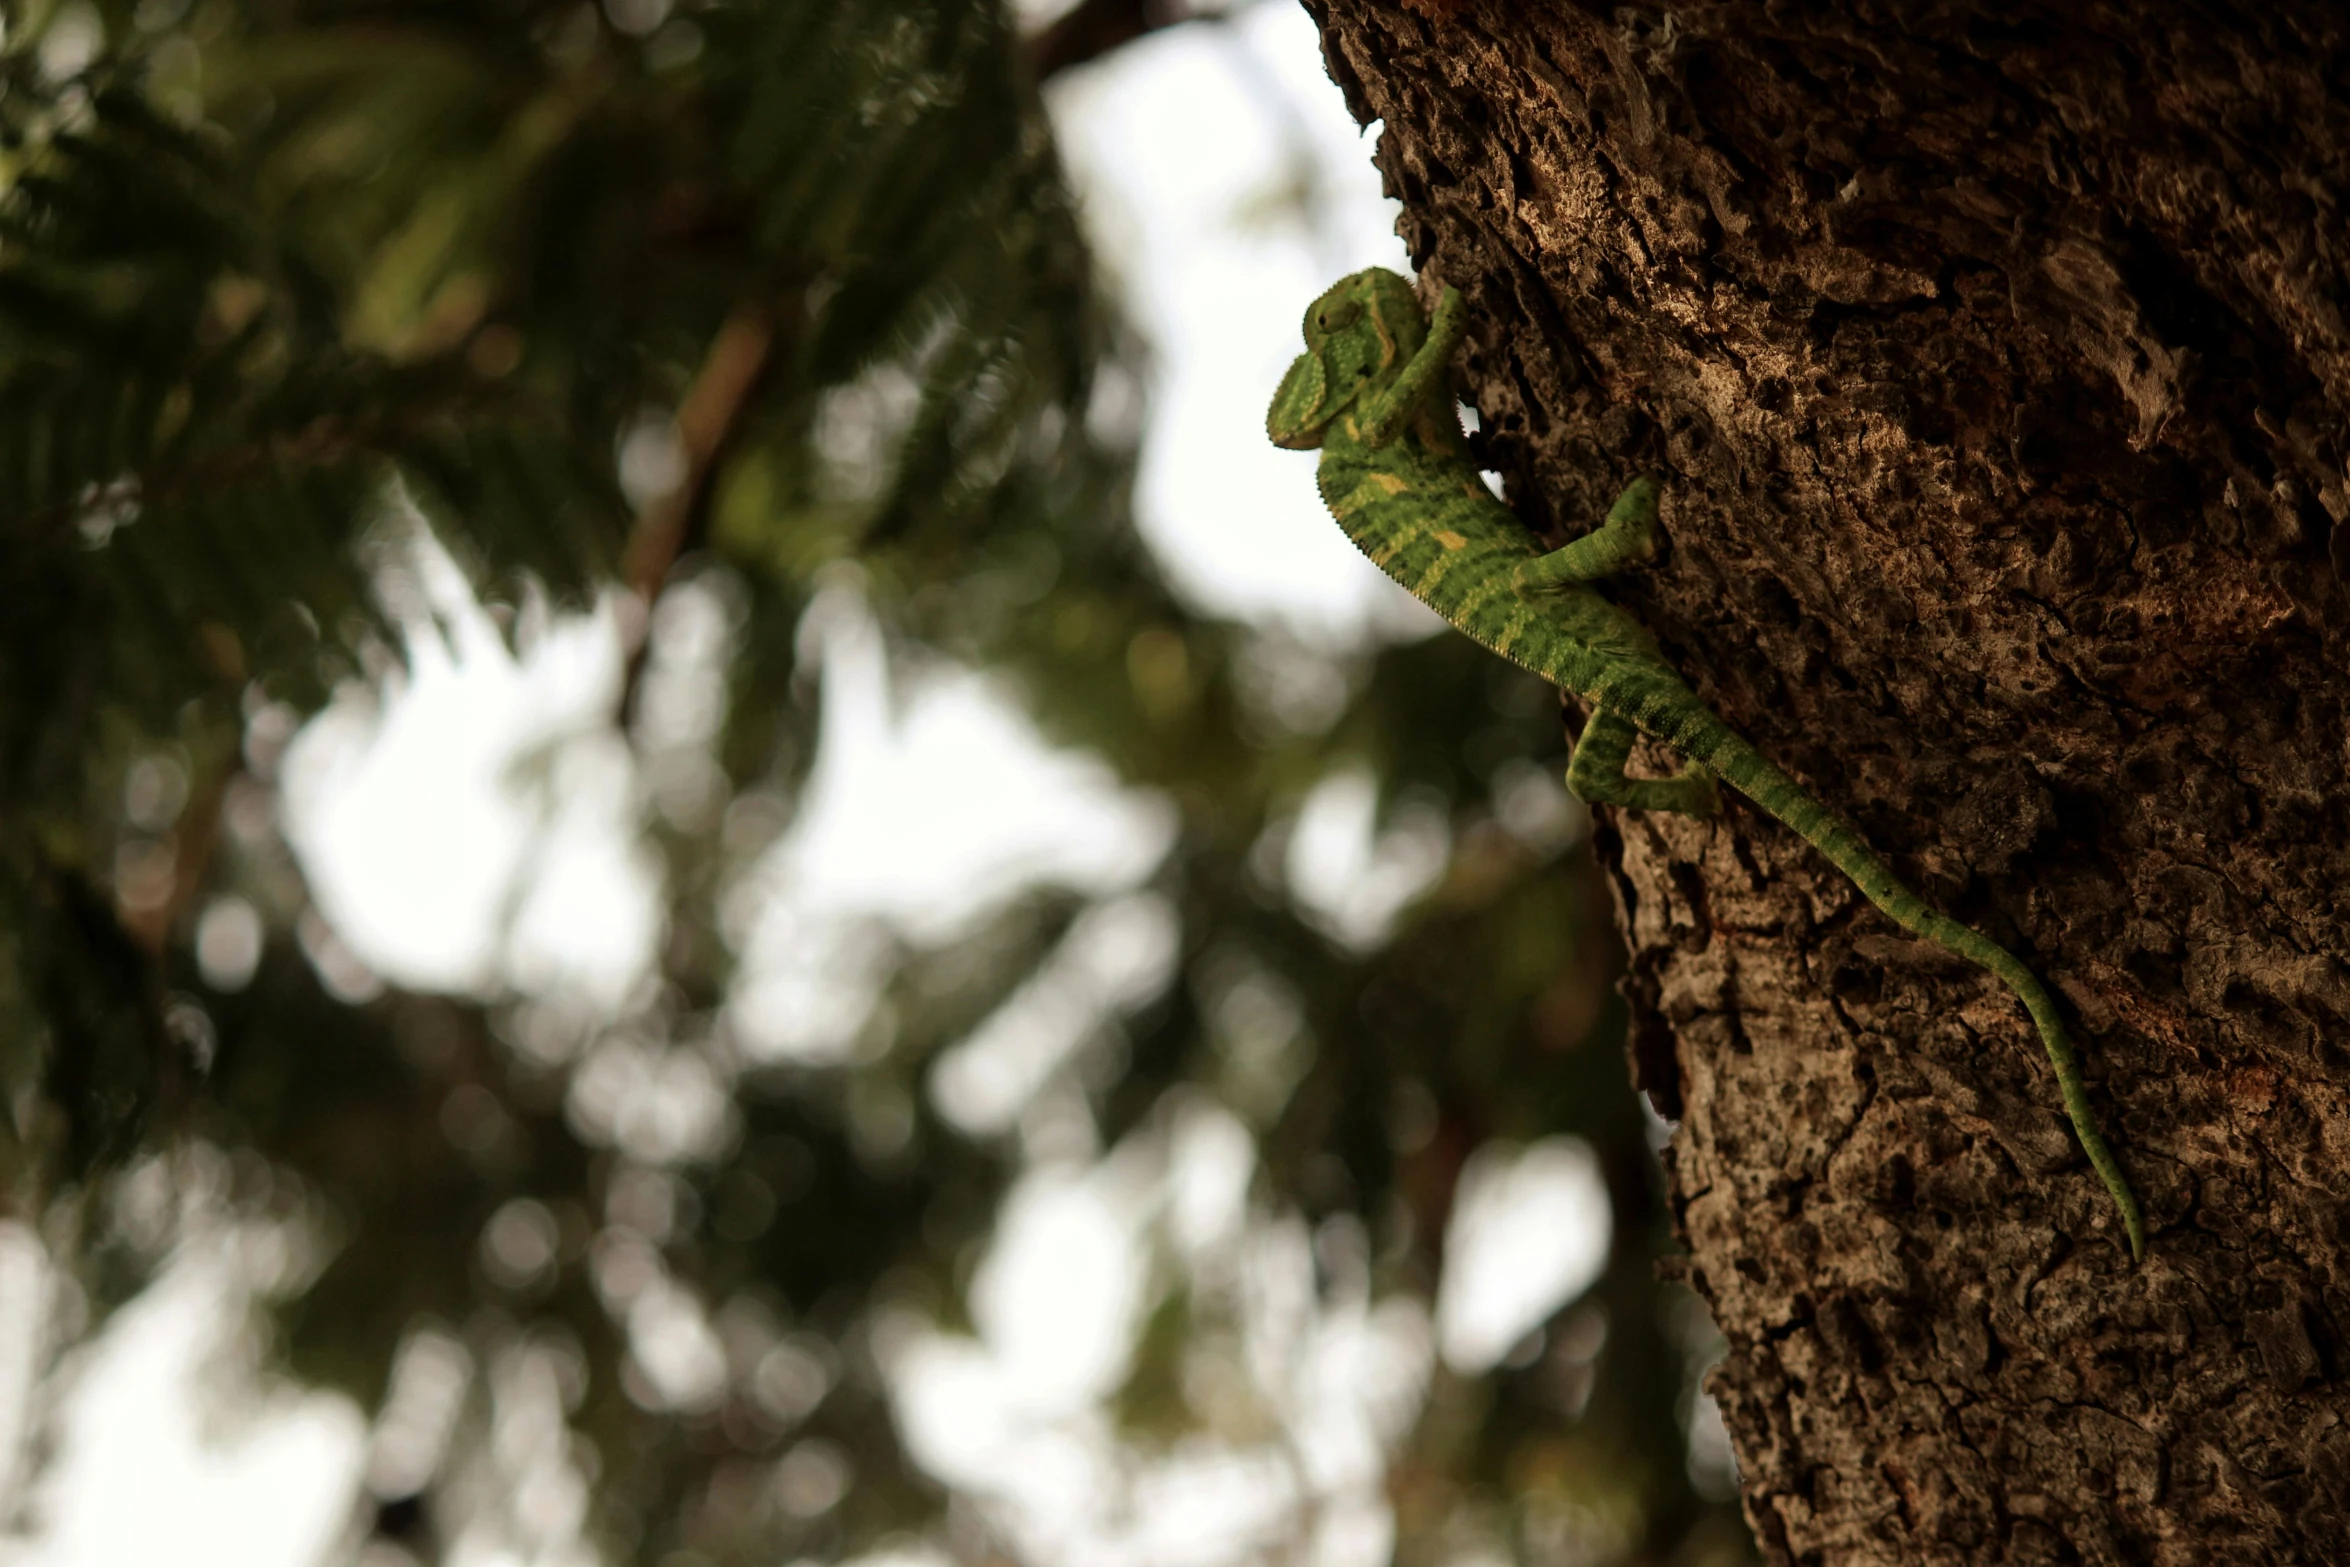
[1266, 267, 1426, 450]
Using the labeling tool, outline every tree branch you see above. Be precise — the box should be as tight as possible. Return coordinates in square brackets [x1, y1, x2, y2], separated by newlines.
[616, 301, 780, 721]
[618, 304, 778, 607]
[1026, 0, 1205, 83]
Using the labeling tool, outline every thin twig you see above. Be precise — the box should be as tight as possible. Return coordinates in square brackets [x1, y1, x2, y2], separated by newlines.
[617, 302, 781, 720]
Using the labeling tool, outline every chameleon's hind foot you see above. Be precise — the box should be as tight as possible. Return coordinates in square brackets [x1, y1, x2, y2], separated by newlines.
[1628, 764, 1720, 818]
[1666, 764, 1721, 818]
[1566, 763, 1718, 818]
[1566, 707, 1720, 817]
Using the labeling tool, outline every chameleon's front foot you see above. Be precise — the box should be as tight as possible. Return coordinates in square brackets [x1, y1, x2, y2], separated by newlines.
[1428, 283, 1467, 345]
[1516, 477, 1667, 591]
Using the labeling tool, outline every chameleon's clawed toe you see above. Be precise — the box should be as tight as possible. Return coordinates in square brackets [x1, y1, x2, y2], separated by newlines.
[1681, 768, 1723, 818]
[1653, 766, 1720, 819]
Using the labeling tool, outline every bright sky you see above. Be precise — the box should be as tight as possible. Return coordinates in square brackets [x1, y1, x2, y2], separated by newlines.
[724, 581, 1176, 1067]
[3, 10, 1639, 1566]
[0, 1222, 368, 1567]
[279, 536, 661, 1011]
[1047, 1, 1440, 646]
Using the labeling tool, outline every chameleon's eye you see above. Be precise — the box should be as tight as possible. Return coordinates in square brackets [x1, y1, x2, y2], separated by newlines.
[1312, 298, 1364, 334]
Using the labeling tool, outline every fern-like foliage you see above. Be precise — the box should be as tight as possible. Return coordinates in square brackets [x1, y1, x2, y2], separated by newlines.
[0, 5, 1175, 1553]
[0, 0, 1126, 1193]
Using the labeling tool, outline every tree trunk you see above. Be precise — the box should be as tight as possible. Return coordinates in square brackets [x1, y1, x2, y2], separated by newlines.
[1302, 3, 2350, 1562]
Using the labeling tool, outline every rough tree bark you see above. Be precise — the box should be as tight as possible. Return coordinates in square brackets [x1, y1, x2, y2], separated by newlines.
[1302, 4, 2350, 1563]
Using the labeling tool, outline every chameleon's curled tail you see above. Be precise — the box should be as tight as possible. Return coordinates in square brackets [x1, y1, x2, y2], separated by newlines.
[1659, 707, 2147, 1261]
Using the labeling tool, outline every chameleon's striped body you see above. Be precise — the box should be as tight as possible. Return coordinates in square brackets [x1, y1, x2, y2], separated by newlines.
[1270, 267, 2145, 1260]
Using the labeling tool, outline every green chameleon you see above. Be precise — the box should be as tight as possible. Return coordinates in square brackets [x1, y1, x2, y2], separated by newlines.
[1268, 266, 2145, 1262]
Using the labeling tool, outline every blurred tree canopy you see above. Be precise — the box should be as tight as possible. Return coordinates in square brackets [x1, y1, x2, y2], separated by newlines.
[0, 2, 1752, 1563]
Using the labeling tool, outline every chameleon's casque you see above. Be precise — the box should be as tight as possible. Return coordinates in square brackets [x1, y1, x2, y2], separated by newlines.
[1270, 266, 2146, 1261]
